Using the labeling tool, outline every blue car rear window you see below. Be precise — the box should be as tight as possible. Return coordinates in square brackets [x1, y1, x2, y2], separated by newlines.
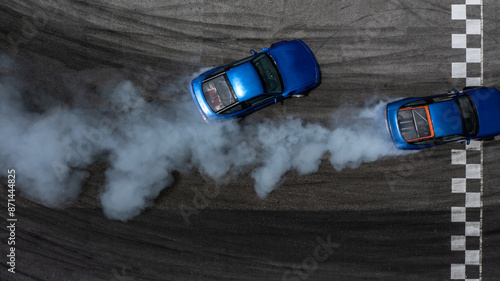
[202, 74, 238, 112]
[397, 106, 435, 142]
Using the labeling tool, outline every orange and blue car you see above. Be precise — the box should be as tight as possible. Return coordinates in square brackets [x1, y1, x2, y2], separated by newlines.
[386, 87, 500, 149]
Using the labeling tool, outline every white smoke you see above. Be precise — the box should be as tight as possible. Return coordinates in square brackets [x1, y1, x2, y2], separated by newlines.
[0, 56, 96, 206]
[249, 100, 404, 197]
[1, 56, 407, 221]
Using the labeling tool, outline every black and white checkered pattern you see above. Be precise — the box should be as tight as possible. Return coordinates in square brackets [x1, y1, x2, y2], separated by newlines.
[450, 1, 483, 280]
[450, 140, 482, 280]
[451, 0, 483, 87]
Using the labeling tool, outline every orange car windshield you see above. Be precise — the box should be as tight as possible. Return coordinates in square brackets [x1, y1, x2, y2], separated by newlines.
[397, 105, 435, 142]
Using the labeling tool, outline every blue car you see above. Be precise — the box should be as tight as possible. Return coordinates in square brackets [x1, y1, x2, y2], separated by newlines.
[386, 87, 500, 149]
[190, 40, 320, 122]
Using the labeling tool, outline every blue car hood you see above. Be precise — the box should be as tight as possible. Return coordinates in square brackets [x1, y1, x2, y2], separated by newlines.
[469, 88, 500, 136]
[226, 63, 263, 101]
[268, 41, 318, 91]
[428, 101, 463, 137]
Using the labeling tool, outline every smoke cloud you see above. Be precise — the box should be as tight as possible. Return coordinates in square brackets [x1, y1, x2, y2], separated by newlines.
[1, 56, 407, 221]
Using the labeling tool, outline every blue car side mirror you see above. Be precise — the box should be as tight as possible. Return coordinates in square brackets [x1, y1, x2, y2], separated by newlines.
[467, 138, 471, 145]
[250, 50, 257, 55]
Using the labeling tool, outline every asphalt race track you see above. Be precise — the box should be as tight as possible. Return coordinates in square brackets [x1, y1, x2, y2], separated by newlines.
[1, 1, 499, 280]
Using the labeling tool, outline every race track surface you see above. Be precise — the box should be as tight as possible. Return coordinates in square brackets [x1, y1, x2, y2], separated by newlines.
[1, 1, 499, 280]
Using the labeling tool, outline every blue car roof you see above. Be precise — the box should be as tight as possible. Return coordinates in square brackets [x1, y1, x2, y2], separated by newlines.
[225, 62, 264, 101]
[427, 100, 463, 137]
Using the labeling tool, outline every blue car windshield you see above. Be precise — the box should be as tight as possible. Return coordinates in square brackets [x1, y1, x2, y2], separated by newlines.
[251, 54, 283, 94]
[456, 94, 479, 136]
[202, 74, 238, 112]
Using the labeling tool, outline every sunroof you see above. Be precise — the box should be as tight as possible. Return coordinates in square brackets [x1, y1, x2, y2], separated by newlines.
[397, 106, 435, 142]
